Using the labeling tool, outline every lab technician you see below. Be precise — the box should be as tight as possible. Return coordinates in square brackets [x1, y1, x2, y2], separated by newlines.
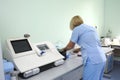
[61, 15, 106, 80]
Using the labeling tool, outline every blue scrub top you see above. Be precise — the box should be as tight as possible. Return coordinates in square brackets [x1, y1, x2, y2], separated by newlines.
[70, 24, 106, 64]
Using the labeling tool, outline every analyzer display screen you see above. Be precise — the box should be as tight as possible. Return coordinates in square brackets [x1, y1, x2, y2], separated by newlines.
[11, 39, 32, 53]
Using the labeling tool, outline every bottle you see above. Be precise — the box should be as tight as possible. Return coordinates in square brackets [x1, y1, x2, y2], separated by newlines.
[66, 49, 74, 59]
[11, 71, 19, 80]
[66, 51, 70, 59]
[106, 29, 112, 38]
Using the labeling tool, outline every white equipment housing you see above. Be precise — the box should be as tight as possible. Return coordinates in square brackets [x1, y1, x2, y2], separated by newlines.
[4, 38, 64, 75]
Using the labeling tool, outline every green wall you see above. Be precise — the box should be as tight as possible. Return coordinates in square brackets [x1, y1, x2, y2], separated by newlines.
[104, 0, 120, 38]
[0, 0, 104, 53]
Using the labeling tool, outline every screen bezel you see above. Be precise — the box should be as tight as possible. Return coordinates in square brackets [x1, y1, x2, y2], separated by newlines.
[7, 38, 35, 58]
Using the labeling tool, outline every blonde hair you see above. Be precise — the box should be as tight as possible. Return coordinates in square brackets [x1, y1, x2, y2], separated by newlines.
[70, 15, 84, 30]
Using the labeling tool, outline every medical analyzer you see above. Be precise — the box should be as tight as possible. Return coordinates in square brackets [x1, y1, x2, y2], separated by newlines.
[4, 38, 65, 78]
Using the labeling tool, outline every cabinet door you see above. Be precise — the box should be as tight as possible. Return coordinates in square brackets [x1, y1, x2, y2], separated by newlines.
[62, 67, 83, 80]
[104, 52, 114, 73]
[113, 49, 120, 57]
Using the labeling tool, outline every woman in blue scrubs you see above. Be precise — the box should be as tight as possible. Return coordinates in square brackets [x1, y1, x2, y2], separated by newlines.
[61, 15, 106, 80]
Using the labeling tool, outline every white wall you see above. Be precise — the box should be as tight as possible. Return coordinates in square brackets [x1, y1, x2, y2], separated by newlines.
[0, 0, 104, 54]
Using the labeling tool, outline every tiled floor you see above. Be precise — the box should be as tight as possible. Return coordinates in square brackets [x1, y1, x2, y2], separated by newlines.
[103, 61, 120, 80]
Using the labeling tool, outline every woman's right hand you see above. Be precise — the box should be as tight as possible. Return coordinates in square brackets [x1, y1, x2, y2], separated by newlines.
[59, 48, 66, 53]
